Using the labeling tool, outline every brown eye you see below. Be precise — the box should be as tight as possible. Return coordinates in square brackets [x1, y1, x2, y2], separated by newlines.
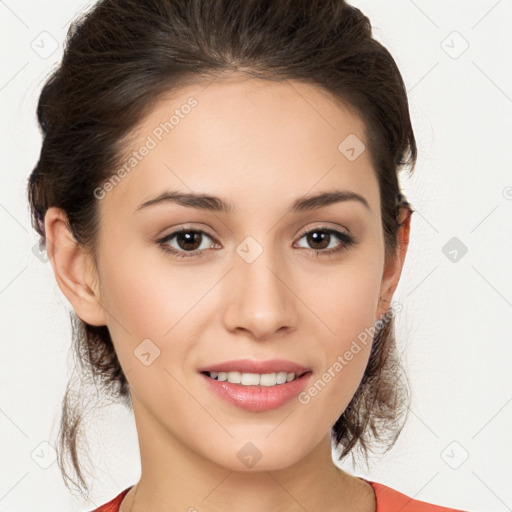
[304, 230, 331, 250]
[158, 228, 217, 258]
[174, 231, 204, 251]
[295, 227, 357, 257]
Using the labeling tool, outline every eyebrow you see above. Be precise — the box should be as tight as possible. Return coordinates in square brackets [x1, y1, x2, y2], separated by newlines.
[135, 189, 370, 214]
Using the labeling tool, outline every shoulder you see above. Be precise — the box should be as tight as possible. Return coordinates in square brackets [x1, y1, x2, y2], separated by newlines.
[365, 479, 467, 512]
[88, 486, 132, 512]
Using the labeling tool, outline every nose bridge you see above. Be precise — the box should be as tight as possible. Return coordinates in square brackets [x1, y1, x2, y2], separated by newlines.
[223, 233, 297, 338]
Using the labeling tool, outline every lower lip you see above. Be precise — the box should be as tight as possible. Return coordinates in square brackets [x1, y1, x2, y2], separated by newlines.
[199, 372, 313, 412]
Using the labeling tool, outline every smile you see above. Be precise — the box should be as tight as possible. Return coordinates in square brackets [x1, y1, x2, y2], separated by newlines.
[203, 370, 305, 386]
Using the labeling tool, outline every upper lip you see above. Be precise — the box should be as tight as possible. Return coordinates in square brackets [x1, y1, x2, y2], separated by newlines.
[198, 358, 311, 376]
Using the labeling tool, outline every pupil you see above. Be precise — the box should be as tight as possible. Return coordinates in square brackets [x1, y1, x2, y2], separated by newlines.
[308, 231, 329, 250]
[178, 231, 201, 250]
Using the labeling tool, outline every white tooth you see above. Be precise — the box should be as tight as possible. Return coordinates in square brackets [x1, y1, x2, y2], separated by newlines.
[208, 371, 298, 385]
[276, 371, 288, 384]
[226, 371, 242, 384]
[241, 373, 261, 385]
[259, 373, 277, 386]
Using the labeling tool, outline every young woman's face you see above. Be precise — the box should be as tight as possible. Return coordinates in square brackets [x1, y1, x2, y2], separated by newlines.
[87, 76, 403, 471]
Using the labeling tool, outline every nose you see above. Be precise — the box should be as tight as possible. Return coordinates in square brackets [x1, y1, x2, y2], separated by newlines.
[222, 249, 299, 341]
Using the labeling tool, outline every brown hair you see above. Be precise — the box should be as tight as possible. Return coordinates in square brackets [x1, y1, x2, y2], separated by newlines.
[27, 0, 416, 497]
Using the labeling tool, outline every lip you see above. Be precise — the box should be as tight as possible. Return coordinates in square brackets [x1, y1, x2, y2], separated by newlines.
[197, 358, 311, 376]
[200, 371, 313, 412]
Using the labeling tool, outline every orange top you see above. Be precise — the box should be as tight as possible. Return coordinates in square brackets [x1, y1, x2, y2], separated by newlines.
[90, 480, 466, 511]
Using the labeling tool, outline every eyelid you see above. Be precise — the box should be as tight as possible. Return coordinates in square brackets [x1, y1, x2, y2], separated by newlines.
[156, 226, 218, 247]
[295, 222, 351, 238]
[157, 222, 357, 259]
[158, 222, 350, 244]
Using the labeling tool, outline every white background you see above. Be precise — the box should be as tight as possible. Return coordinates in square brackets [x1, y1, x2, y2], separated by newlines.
[1, 1, 511, 511]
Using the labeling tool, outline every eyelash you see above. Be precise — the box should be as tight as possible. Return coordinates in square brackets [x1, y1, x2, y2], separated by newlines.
[157, 226, 358, 259]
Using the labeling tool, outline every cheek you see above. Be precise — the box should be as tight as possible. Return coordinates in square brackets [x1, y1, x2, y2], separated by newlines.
[301, 224, 384, 329]
[299, 288, 376, 432]
[299, 253, 383, 413]
[99, 241, 198, 334]
[98, 256, 195, 401]
[306, 254, 383, 346]
[97, 243, 218, 381]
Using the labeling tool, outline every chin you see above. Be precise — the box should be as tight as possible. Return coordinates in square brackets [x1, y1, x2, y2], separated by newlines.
[197, 436, 308, 473]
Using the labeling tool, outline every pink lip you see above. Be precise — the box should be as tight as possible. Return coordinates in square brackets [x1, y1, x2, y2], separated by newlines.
[197, 358, 311, 376]
[200, 371, 313, 412]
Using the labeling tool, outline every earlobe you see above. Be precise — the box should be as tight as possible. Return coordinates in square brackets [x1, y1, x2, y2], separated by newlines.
[44, 207, 107, 327]
[376, 206, 413, 320]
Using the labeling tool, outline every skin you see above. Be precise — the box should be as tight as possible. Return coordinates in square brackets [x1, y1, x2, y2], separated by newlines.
[45, 75, 411, 512]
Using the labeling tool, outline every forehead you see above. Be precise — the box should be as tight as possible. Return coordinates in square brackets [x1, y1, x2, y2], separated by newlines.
[100, 76, 379, 219]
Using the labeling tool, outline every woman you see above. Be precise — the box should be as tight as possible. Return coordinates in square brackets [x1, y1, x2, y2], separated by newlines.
[27, 0, 467, 510]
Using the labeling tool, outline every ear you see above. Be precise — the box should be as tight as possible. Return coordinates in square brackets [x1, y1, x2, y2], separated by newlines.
[44, 207, 107, 326]
[376, 206, 413, 320]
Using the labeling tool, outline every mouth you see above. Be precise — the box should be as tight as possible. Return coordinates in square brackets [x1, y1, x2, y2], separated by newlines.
[199, 369, 314, 411]
[200, 369, 311, 387]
